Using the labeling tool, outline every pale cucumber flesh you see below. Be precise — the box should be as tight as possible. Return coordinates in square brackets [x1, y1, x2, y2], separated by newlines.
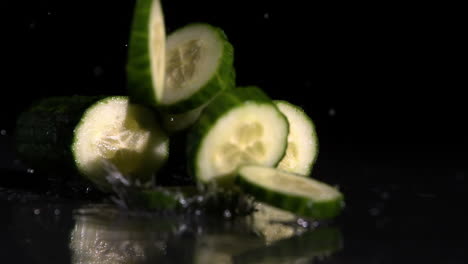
[275, 101, 318, 176]
[196, 103, 288, 183]
[237, 165, 343, 219]
[72, 97, 168, 190]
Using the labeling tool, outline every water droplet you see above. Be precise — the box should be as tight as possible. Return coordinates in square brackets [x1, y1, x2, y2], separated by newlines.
[195, 209, 202, 216]
[54, 209, 61, 215]
[85, 187, 92, 194]
[33, 209, 40, 215]
[223, 209, 232, 218]
[416, 193, 436, 199]
[381, 192, 390, 200]
[264, 13, 270, 19]
[93, 66, 103, 76]
[95, 240, 109, 254]
[27, 168, 35, 174]
[0, 129, 6, 136]
[179, 198, 187, 207]
[329, 108, 336, 116]
[197, 226, 203, 234]
[369, 207, 379, 216]
[47, 11, 52, 16]
[196, 195, 204, 203]
[297, 218, 309, 228]
[124, 43, 128, 47]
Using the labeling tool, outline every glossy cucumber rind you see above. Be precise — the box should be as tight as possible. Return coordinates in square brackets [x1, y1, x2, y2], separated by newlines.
[127, 0, 162, 107]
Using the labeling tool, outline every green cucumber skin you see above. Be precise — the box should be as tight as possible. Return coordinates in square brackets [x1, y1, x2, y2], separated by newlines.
[236, 174, 344, 220]
[160, 23, 236, 114]
[186, 86, 288, 184]
[127, 0, 160, 107]
[274, 100, 319, 176]
[15, 96, 105, 181]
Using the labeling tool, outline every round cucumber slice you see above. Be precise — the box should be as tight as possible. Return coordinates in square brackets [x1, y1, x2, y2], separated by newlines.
[72, 96, 169, 191]
[274, 100, 318, 175]
[187, 86, 289, 185]
[160, 23, 236, 113]
[127, 0, 166, 107]
[236, 165, 344, 220]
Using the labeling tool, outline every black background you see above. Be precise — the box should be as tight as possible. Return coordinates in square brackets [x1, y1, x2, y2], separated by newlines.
[1, 0, 466, 180]
[0, 1, 467, 263]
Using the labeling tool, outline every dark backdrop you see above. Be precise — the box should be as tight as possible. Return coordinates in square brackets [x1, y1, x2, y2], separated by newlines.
[1, 0, 466, 183]
[0, 1, 467, 263]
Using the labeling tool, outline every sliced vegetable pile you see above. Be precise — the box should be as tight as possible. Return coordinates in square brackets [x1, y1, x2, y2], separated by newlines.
[15, 0, 343, 220]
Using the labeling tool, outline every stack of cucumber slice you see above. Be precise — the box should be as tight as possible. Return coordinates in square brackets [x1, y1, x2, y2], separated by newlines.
[15, 0, 343, 220]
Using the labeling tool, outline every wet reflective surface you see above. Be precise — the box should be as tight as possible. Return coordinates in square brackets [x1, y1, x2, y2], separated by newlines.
[1, 188, 342, 264]
[1, 155, 467, 264]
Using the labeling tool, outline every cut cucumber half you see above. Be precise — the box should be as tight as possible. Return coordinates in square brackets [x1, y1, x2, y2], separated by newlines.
[274, 100, 318, 175]
[16, 96, 169, 191]
[236, 165, 344, 220]
[72, 97, 169, 190]
[127, 0, 166, 107]
[187, 86, 289, 185]
[160, 23, 236, 113]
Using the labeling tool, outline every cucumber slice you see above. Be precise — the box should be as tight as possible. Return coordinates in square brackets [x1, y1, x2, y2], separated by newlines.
[236, 165, 344, 220]
[160, 23, 236, 113]
[15, 96, 169, 191]
[274, 100, 318, 175]
[127, 0, 166, 107]
[187, 86, 289, 185]
[72, 96, 169, 190]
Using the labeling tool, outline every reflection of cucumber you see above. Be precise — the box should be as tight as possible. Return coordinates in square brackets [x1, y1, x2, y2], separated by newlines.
[275, 100, 318, 175]
[127, 0, 166, 107]
[233, 227, 343, 264]
[236, 165, 344, 220]
[132, 186, 254, 217]
[161, 23, 236, 113]
[250, 202, 298, 244]
[16, 96, 169, 191]
[70, 206, 175, 264]
[194, 233, 263, 264]
[187, 86, 289, 185]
